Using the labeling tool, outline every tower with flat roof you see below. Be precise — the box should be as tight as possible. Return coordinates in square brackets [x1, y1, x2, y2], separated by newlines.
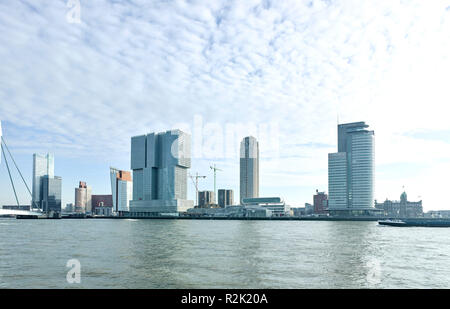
[32, 153, 55, 210]
[129, 129, 193, 215]
[240, 136, 259, 203]
[110, 167, 133, 215]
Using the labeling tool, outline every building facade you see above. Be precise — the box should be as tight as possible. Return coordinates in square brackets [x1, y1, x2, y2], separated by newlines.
[95, 205, 113, 216]
[91, 195, 113, 214]
[328, 122, 375, 216]
[240, 136, 259, 203]
[129, 130, 193, 215]
[198, 190, 215, 207]
[110, 168, 133, 215]
[32, 153, 54, 209]
[2, 205, 31, 211]
[41, 175, 62, 215]
[241, 197, 290, 217]
[74, 181, 92, 214]
[65, 203, 74, 213]
[305, 203, 314, 215]
[375, 191, 423, 218]
[313, 190, 328, 214]
[218, 189, 234, 208]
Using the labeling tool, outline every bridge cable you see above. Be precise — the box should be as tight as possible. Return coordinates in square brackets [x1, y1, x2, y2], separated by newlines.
[1, 137, 38, 210]
[1, 141, 20, 207]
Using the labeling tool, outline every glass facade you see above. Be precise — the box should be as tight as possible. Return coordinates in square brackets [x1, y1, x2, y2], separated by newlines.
[349, 131, 374, 209]
[328, 122, 374, 211]
[129, 130, 193, 213]
[218, 189, 234, 208]
[110, 168, 133, 213]
[328, 152, 348, 209]
[41, 175, 62, 214]
[32, 153, 54, 208]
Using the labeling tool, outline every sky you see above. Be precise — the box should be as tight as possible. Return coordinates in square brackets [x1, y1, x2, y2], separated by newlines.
[1, 0, 450, 211]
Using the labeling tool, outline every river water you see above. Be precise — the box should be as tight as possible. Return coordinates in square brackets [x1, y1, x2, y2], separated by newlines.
[0, 218, 449, 288]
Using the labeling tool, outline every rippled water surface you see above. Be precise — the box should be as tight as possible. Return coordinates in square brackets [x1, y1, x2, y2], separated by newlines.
[1, 218, 450, 288]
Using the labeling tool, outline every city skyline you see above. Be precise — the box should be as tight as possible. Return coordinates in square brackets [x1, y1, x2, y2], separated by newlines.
[1, 1, 450, 211]
[0, 119, 444, 212]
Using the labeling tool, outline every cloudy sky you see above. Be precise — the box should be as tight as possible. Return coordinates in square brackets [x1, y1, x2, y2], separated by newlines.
[1, 0, 450, 211]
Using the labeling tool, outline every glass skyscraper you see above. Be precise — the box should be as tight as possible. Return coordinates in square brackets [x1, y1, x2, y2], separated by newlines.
[32, 153, 54, 209]
[110, 168, 133, 215]
[41, 175, 62, 214]
[129, 129, 193, 215]
[328, 122, 375, 215]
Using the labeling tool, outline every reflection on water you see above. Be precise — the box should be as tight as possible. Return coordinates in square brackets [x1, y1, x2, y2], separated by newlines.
[1, 218, 450, 288]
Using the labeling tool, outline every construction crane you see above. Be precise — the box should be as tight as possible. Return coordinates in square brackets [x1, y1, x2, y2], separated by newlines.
[210, 164, 222, 204]
[189, 172, 206, 206]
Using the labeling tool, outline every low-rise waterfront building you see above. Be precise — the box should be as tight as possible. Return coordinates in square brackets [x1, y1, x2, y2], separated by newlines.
[95, 204, 113, 216]
[291, 207, 306, 217]
[375, 191, 423, 218]
[186, 205, 272, 218]
[91, 195, 113, 214]
[425, 210, 450, 218]
[305, 203, 314, 215]
[2, 205, 30, 211]
[64, 203, 74, 213]
[241, 197, 290, 217]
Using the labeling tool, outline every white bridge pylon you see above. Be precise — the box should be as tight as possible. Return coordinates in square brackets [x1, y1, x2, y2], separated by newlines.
[1, 120, 43, 215]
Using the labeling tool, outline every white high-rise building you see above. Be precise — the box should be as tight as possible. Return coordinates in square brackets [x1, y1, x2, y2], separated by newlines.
[328, 122, 375, 215]
[32, 153, 54, 209]
[110, 167, 133, 214]
[328, 152, 347, 209]
[240, 136, 259, 203]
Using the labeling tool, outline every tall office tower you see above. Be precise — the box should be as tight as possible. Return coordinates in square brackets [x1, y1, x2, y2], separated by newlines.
[41, 175, 62, 214]
[110, 167, 133, 215]
[129, 130, 193, 214]
[328, 122, 375, 215]
[32, 153, 54, 209]
[198, 191, 215, 207]
[74, 181, 92, 214]
[240, 136, 259, 203]
[218, 189, 234, 208]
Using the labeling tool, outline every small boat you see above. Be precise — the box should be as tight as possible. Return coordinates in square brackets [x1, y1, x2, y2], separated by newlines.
[378, 219, 407, 227]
